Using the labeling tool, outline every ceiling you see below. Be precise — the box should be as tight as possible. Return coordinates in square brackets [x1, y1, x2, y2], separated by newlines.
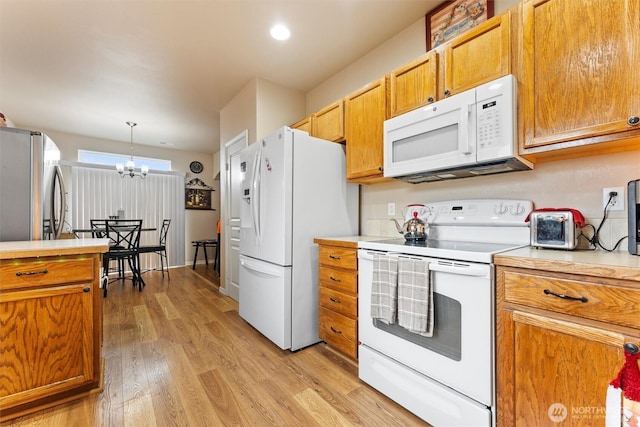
[0, 0, 439, 154]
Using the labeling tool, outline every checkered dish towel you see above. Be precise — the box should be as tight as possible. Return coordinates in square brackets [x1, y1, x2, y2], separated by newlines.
[370, 254, 398, 324]
[397, 257, 433, 337]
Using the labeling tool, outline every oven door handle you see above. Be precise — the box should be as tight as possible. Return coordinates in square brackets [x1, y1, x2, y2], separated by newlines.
[358, 250, 402, 261]
[428, 263, 487, 277]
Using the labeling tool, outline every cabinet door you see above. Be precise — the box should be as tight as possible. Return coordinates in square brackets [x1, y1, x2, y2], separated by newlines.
[345, 77, 388, 183]
[501, 309, 634, 426]
[521, 0, 640, 149]
[389, 51, 438, 117]
[443, 11, 511, 97]
[291, 116, 311, 134]
[312, 100, 344, 142]
[0, 283, 95, 410]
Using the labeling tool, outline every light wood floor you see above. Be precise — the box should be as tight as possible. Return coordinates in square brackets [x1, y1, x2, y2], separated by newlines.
[3, 265, 426, 426]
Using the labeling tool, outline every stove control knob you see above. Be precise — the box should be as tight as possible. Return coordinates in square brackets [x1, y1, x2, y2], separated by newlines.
[494, 203, 508, 215]
[509, 203, 525, 216]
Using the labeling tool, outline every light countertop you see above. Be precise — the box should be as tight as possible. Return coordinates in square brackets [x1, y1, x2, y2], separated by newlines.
[313, 235, 392, 248]
[494, 247, 640, 282]
[0, 238, 110, 259]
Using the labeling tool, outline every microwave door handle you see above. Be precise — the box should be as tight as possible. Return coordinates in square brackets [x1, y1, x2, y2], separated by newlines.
[460, 103, 473, 155]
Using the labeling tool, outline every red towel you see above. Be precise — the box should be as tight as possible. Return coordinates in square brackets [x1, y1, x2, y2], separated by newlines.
[524, 208, 586, 228]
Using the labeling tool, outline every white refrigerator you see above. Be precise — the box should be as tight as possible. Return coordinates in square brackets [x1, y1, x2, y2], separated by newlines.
[238, 126, 359, 351]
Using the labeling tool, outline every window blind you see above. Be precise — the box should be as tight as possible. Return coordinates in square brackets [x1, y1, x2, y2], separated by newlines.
[70, 164, 185, 270]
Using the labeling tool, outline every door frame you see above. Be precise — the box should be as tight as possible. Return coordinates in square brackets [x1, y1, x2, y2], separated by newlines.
[220, 130, 248, 299]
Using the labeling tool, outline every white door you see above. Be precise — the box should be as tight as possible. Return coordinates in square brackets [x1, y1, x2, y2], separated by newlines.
[223, 130, 247, 301]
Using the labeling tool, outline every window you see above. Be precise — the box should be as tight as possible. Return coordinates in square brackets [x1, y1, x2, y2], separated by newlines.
[78, 150, 171, 171]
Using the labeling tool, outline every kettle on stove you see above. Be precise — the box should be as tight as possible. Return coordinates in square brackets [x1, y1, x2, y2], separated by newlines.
[391, 211, 428, 241]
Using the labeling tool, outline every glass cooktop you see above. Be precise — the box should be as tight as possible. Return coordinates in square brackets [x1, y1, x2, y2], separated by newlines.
[360, 238, 527, 263]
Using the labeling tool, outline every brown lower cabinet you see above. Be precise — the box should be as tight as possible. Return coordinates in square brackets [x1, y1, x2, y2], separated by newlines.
[314, 238, 359, 360]
[0, 243, 107, 422]
[495, 252, 640, 426]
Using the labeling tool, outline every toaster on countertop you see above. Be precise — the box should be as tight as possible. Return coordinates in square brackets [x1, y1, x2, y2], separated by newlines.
[527, 209, 585, 250]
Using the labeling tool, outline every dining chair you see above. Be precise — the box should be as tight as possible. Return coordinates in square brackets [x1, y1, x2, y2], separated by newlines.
[91, 218, 125, 278]
[138, 218, 171, 279]
[101, 219, 144, 297]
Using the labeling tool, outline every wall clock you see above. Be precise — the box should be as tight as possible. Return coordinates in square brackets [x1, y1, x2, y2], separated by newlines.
[189, 161, 203, 174]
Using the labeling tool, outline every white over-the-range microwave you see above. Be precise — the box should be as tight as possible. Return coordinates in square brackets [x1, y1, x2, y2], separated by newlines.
[383, 74, 533, 183]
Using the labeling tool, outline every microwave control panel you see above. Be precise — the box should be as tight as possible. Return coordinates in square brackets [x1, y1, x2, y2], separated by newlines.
[477, 99, 501, 148]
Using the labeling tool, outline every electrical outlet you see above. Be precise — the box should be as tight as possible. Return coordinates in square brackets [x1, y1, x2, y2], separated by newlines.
[603, 187, 624, 211]
[388, 202, 395, 216]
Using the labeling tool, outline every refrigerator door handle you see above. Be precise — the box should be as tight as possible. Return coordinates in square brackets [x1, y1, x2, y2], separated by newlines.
[240, 257, 283, 278]
[251, 146, 262, 244]
[51, 165, 66, 239]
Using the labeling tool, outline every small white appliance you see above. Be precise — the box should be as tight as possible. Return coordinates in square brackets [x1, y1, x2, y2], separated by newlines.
[238, 126, 359, 351]
[358, 199, 532, 426]
[383, 74, 532, 183]
[0, 126, 66, 241]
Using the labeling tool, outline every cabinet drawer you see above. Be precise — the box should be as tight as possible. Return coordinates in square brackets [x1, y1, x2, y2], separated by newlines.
[319, 286, 357, 318]
[319, 307, 357, 359]
[319, 265, 357, 294]
[503, 270, 640, 329]
[0, 256, 95, 291]
[318, 246, 357, 270]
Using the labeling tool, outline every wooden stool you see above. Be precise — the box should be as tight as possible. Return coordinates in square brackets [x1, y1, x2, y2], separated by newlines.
[192, 239, 218, 269]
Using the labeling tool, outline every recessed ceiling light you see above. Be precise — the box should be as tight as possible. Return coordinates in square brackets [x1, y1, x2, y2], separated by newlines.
[270, 24, 290, 41]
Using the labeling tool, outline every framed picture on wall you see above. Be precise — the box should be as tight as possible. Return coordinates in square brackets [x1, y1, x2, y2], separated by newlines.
[185, 177, 215, 210]
[426, 0, 494, 51]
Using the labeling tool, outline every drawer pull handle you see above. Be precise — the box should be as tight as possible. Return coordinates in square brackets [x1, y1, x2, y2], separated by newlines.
[329, 255, 341, 260]
[543, 289, 588, 303]
[83, 287, 91, 293]
[329, 276, 342, 282]
[330, 326, 343, 335]
[329, 296, 342, 304]
[16, 269, 49, 277]
[624, 343, 639, 354]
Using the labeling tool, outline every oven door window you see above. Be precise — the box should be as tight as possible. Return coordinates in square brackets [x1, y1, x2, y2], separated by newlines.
[373, 292, 461, 361]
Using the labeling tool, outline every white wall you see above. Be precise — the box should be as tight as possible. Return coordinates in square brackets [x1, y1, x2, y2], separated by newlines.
[256, 78, 305, 139]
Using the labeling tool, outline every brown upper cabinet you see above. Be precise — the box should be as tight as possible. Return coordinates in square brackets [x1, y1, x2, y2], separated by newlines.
[345, 77, 390, 184]
[388, 11, 512, 118]
[290, 116, 311, 134]
[442, 10, 512, 98]
[312, 99, 345, 143]
[519, 0, 640, 160]
[388, 51, 438, 117]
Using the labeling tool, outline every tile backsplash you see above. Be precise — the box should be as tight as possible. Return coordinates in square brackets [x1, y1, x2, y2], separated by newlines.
[360, 150, 639, 253]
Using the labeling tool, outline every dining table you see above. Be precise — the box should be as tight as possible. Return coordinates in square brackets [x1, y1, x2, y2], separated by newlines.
[73, 220, 157, 295]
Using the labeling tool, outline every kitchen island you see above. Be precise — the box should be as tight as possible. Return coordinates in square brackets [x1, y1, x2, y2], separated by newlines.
[494, 247, 640, 426]
[0, 238, 109, 422]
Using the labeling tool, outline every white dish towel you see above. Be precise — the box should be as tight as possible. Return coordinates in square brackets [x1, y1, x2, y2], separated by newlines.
[370, 254, 398, 324]
[397, 257, 433, 337]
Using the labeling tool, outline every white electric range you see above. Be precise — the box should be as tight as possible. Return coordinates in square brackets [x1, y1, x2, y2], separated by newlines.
[358, 199, 533, 427]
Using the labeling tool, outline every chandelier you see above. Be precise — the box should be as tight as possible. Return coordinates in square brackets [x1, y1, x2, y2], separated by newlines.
[116, 121, 149, 178]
